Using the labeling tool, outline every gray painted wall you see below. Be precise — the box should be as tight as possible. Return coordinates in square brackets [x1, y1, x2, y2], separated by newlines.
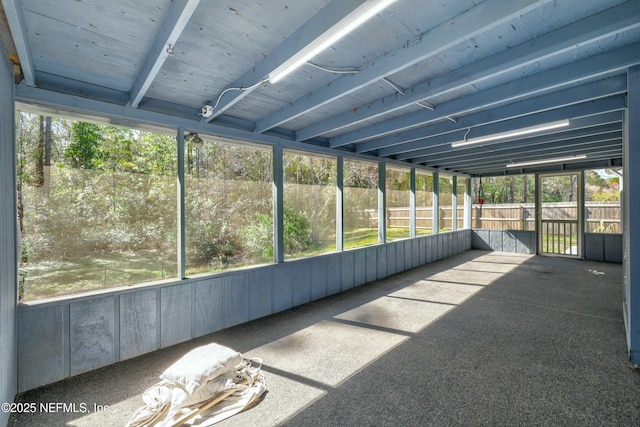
[584, 233, 623, 263]
[17, 230, 471, 392]
[471, 229, 537, 254]
[471, 229, 622, 263]
[1, 54, 18, 425]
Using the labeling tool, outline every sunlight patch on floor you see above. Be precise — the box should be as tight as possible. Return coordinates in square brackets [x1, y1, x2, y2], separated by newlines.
[245, 320, 408, 388]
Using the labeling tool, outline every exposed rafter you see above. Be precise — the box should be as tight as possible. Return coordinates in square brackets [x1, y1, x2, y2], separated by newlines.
[254, 0, 552, 134]
[297, 0, 640, 142]
[415, 126, 622, 165]
[129, 0, 201, 108]
[331, 42, 640, 148]
[203, 0, 380, 122]
[2, 0, 34, 85]
[403, 114, 623, 163]
[3, 0, 637, 177]
[369, 76, 626, 157]
[395, 97, 626, 165]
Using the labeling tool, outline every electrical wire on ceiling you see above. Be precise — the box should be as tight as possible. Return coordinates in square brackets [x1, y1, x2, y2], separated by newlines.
[382, 77, 405, 95]
[416, 101, 456, 122]
[416, 101, 435, 111]
[306, 61, 359, 74]
[208, 78, 269, 114]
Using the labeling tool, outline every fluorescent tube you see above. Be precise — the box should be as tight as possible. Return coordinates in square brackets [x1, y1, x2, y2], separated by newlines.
[269, 0, 398, 83]
[452, 119, 570, 148]
[505, 154, 587, 168]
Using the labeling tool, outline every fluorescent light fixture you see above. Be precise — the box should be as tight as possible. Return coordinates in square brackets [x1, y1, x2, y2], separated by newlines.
[269, 0, 398, 83]
[451, 119, 570, 148]
[505, 154, 587, 168]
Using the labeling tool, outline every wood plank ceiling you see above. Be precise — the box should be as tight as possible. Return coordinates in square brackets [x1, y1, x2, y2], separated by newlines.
[2, 0, 639, 176]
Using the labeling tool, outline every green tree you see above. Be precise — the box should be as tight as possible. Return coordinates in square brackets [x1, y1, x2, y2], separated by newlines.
[64, 122, 104, 169]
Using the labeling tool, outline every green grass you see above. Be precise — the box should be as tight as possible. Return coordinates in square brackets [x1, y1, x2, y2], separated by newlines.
[541, 234, 578, 254]
[20, 252, 176, 301]
[21, 227, 440, 301]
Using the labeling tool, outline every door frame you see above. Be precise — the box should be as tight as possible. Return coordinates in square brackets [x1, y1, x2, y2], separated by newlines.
[537, 171, 583, 258]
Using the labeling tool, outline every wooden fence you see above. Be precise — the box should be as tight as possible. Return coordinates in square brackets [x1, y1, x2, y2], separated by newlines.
[362, 202, 620, 233]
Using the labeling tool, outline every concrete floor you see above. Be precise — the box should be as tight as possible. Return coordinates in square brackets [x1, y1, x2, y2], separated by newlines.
[8, 250, 639, 426]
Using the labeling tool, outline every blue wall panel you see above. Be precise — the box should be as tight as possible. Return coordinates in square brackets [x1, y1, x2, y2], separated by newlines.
[17, 306, 65, 391]
[386, 244, 397, 276]
[292, 260, 312, 306]
[249, 268, 273, 320]
[377, 245, 388, 280]
[195, 279, 224, 337]
[69, 297, 116, 376]
[311, 256, 328, 301]
[16, 230, 472, 392]
[222, 273, 249, 328]
[341, 251, 355, 290]
[273, 264, 293, 312]
[365, 247, 378, 284]
[120, 290, 157, 360]
[326, 254, 342, 295]
[353, 250, 367, 287]
[160, 285, 192, 348]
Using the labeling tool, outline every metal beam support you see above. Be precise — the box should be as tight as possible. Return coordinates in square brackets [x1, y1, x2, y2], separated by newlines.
[273, 145, 285, 263]
[129, 0, 201, 108]
[176, 127, 186, 279]
[2, 0, 35, 85]
[333, 42, 640, 148]
[255, 0, 550, 134]
[625, 64, 640, 364]
[297, 0, 640, 141]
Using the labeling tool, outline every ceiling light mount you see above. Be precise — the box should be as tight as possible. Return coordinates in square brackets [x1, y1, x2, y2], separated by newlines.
[506, 154, 587, 169]
[184, 132, 204, 149]
[268, 0, 398, 84]
[452, 119, 570, 148]
[201, 105, 214, 118]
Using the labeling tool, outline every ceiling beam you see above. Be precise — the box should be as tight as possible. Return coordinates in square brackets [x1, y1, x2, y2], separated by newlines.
[394, 97, 625, 161]
[253, 0, 551, 134]
[444, 95, 625, 144]
[330, 42, 640, 148]
[373, 77, 626, 157]
[465, 157, 624, 176]
[418, 130, 622, 166]
[203, 0, 375, 122]
[297, 0, 640, 141]
[454, 147, 622, 174]
[15, 83, 439, 173]
[129, 0, 201, 108]
[403, 123, 622, 163]
[2, 0, 35, 85]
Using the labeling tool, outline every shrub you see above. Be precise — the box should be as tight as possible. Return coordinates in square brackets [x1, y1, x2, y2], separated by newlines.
[242, 204, 312, 258]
